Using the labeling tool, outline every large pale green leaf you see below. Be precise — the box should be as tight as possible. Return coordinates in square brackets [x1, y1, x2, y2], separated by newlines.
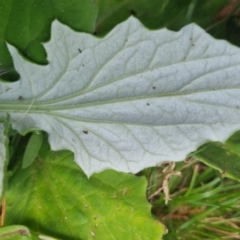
[5, 141, 164, 240]
[0, 17, 240, 176]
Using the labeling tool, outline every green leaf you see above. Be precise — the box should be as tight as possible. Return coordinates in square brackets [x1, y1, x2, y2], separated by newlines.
[0, 118, 9, 200]
[191, 131, 240, 181]
[5, 141, 164, 240]
[22, 131, 43, 169]
[95, 0, 166, 35]
[0, 124, 6, 197]
[1, 17, 240, 176]
[0, 0, 97, 80]
[0, 225, 40, 239]
[95, 0, 230, 35]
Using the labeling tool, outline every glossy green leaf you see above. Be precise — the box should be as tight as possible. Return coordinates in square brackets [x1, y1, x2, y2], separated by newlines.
[5, 141, 164, 240]
[22, 131, 43, 169]
[0, 0, 97, 80]
[1, 17, 240, 176]
[191, 131, 240, 181]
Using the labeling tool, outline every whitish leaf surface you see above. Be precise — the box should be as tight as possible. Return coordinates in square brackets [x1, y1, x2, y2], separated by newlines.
[1, 17, 240, 176]
[5, 141, 164, 240]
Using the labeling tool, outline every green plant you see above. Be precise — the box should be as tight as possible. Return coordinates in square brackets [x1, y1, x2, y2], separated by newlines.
[143, 159, 240, 240]
[1, 0, 240, 239]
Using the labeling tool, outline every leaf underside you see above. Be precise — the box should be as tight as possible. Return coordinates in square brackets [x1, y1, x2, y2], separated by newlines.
[1, 17, 240, 176]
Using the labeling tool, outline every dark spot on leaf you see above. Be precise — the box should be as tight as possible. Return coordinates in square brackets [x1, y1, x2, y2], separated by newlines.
[147, 103, 150, 106]
[123, 189, 128, 195]
[93, 31, 97, 35]
[5, 87, 12, 92]
[83, 130, 88, 134]
[192, 44, 195, 47]
[130, 9, 137, 16]
[78, 48, 82, 53]
[19, 229, 29, 235]
[189, 37, 193, 41]
[82, 64, 84, 67]
[18, 96, 23, 100]
[152, 86, 156, 90]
